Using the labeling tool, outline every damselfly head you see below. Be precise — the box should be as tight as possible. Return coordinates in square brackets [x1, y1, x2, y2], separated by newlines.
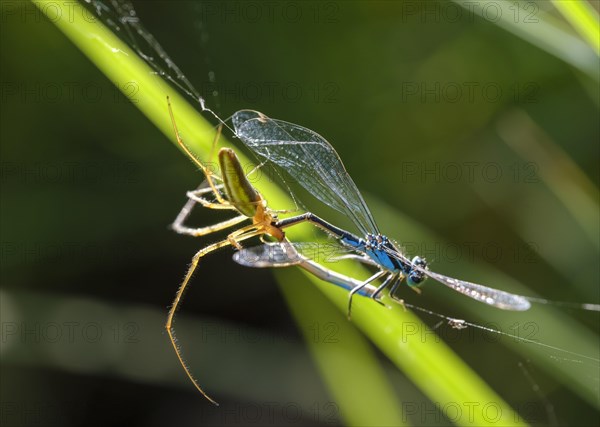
[412, 256, 427, 268]
[407, 256, 428, 287]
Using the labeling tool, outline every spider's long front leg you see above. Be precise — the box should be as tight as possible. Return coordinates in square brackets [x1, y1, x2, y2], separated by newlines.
[167, 97, 227, 204]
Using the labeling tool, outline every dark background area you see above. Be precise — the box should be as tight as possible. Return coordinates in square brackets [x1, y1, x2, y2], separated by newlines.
[1, 1, 599, 426]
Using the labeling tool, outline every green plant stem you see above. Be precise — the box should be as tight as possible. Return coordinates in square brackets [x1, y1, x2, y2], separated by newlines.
[552, 0, 600, 55]
[453, 0, 599, 80]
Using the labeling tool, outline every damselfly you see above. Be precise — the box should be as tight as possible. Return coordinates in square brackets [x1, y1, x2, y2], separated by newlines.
[227, 110, 600, 316]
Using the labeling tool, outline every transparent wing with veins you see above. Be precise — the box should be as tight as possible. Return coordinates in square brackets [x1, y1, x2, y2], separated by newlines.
[424, 270, 531, 311]
[232, 111, 532, 311]
[235, 242, 532, 311]
[232, 242, 377, 297]
[381, 245, 532, 311]
[232, 110, 379, 236]
[233, 241, 374, 268]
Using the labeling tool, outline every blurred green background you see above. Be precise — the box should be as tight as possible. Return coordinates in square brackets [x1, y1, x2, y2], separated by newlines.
[1, 1, 599, 426]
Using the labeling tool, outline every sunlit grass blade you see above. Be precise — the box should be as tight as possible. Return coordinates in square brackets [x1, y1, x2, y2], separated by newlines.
[496, 109, 599, 250]
[551, 0, 600, 54]
[452, 0, 599, 80]
[364, 195, 600, 409]
[280, 268, 526, 426]
[278, 268, 407, 427]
